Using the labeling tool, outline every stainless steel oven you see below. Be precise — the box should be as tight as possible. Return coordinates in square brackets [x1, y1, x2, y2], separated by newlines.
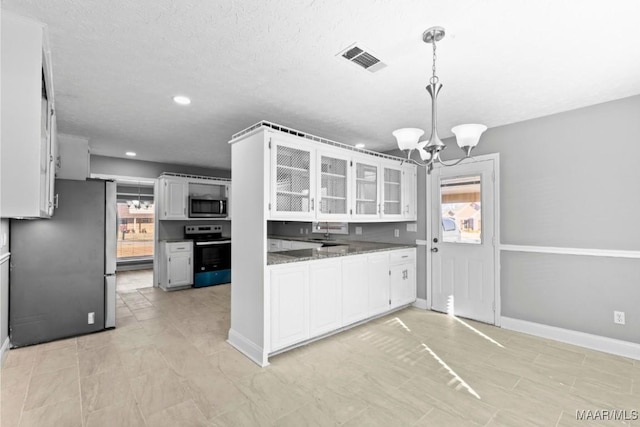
[185, 225, 231, 287]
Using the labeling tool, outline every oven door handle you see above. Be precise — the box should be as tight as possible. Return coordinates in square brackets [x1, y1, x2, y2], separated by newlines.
[195, 241, 231, 246]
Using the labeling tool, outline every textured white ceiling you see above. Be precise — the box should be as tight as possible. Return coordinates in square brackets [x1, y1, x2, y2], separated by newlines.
[3, 0, 640, 170]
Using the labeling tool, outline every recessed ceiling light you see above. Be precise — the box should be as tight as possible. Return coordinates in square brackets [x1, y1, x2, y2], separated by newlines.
[125, 152, 136, 157]
[355, 143, 366, 148]
[173, 95, 191, 105]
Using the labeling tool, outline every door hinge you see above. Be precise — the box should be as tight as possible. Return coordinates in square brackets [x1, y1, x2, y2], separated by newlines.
[389, 299, 391, 305]
[268, 138, 272, 149]
[168, 279, 171, 284]
[350, 209, 352, 215]
[169, 257, 171, 262]
[268, 203, 271, 210]
[350, 160, 353, 167]
[389, 270, 391, 276]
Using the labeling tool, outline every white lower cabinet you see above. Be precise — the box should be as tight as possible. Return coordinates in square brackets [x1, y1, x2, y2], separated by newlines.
[270, 264, 309, 351]
[161, 241, 193, 289]
[390, 250, 417, 309]
[309, 259, 342, 338]
[368, 253, 391, 316]
[267, 248, 416, 354]
[341, 255, 369, 325]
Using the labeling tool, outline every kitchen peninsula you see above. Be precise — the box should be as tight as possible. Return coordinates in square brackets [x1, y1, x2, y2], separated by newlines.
[228, 122, 418, 366]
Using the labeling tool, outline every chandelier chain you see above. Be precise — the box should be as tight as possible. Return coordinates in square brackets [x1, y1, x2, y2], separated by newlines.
[430, 33, 439, 84]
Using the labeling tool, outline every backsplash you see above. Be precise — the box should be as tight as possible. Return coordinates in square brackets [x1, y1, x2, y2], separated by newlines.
[268, 221, 418, 245]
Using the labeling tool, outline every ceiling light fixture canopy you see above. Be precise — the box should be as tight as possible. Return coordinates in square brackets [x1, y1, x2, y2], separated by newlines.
[393, 27, 486, 173]
[173, 95, 191, 105]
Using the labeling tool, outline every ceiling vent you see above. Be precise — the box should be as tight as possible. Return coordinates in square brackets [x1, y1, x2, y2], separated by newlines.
[338, 44, 387, 73]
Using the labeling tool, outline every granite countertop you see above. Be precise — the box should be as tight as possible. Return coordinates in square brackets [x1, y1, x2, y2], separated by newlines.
[267, 236, 415, 266]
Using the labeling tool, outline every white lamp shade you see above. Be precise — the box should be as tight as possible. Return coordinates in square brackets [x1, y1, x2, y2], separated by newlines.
[392, 128, 425, 151]
[417, 147, 431, 161]
[451, 124, 487, 148]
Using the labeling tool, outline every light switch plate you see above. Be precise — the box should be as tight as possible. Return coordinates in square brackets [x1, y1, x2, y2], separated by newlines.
[355, 226, 362, 235]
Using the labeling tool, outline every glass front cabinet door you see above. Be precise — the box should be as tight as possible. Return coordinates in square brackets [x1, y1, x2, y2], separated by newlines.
[270, 137, 316, 220]
[351, 160, 380, 220]
[316, 150, 350, 220]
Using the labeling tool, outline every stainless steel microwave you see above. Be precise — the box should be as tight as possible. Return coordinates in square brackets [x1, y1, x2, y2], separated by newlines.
[188, 197, 227, 218]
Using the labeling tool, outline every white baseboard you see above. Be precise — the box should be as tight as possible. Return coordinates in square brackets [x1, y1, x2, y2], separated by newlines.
[501, 317, 640, 361]
[412, 298, 428, 310]
[0, 337, 10, 367]
[227, 329, 269, 367]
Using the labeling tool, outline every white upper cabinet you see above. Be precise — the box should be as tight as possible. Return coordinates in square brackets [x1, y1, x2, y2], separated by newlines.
[1, 13, 57, 218]
[316, 149, 350, 220]
[381, 163, 404, 220]
[260, 128, 416, 222]
[351, 159, 380, 221]
[158, 177, 188, 220]
[270, 136, 316, 220]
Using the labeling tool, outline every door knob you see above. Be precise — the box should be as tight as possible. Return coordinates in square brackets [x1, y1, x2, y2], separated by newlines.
[433, 238, 438, 243]
[431, 247, 439, 253]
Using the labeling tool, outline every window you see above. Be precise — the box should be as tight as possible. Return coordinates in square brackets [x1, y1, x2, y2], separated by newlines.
[440, 175, 482, 244]
[116, 183, 154, 261]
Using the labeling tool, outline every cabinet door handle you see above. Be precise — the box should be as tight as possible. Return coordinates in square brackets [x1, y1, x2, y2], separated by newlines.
[188, 257, 191, 265]
[54, 194, 59, 209]
[311, 198, 314, 211]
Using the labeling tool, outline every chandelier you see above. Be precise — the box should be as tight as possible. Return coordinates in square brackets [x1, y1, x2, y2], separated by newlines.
[393, 27, 486, 172]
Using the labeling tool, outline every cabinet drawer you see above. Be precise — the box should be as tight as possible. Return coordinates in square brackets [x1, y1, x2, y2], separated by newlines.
[389, 249, 415, 264]
[167, 242, 192, 253]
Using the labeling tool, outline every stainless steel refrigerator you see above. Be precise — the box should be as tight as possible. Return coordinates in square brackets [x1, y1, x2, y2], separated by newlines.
[9, 179, 117, 347]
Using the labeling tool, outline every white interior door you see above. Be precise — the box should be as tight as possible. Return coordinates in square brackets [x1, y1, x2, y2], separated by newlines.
[430, 157, 497, 324]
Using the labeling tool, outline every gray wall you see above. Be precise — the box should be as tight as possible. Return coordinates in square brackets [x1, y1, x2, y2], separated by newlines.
[90, 155, 231, 179]
[92, 154, 231, 242]
[439, 95, 640, 343]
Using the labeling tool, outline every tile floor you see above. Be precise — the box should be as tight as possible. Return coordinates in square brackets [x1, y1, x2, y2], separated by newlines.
[1, 272, 639, 426]
[115, 269, 154, 292]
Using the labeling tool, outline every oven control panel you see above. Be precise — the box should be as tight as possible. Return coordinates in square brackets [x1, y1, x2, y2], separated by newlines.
[185, 225, 222, 235]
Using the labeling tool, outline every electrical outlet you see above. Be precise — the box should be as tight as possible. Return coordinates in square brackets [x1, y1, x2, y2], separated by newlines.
[88, 312, 95, 325]
[355, 227, 362, 235]
[614, 311, 625, 325]
[394, 229, 400, 238]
